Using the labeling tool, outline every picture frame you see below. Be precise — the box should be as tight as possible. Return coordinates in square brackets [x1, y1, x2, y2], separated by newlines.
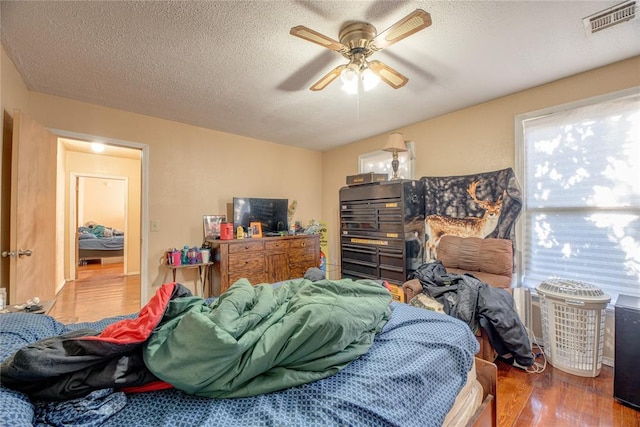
[250, 221, 262, 238]
[203, 215, 225, 240]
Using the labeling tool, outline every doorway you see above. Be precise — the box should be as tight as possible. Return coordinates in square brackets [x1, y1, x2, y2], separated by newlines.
[55, 132, 149, 305]
[0, 112, 149, 307]
[74, 175, 127, 279]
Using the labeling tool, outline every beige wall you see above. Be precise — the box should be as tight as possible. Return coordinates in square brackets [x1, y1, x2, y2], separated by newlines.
[0, 48, 30, 121]
[66, 152, 142, 277]
[80, 178, 126, 231]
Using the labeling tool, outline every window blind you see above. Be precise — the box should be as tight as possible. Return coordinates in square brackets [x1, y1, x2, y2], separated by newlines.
[519, 91, 640, 303]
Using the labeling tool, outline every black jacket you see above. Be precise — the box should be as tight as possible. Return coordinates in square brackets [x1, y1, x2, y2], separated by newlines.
[410, 261, 534, 367]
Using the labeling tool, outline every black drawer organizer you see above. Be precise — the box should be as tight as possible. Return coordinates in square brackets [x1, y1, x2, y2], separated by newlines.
[339, 180, 425, 285]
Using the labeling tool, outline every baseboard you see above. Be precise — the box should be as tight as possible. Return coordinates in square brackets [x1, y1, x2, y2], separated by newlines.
[56, 279, 66, 295]
[101, 256, 124, 264]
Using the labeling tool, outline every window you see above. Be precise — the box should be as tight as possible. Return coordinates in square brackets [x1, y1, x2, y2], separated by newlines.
[359, 141, 415, 179]
[516, 88, 640, 303]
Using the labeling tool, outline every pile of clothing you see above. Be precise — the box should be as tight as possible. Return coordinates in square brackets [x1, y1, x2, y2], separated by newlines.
[409, 261, 534, 367]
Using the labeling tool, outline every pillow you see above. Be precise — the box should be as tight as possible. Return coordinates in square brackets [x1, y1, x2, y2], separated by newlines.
[438, 236, 512, 277]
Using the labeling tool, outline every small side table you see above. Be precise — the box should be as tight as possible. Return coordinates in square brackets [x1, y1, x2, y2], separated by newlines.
[0, 299, 56, 315]
[167, 262, 213, 297]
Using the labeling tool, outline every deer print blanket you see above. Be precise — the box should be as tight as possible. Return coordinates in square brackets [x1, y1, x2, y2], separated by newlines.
[421, 167, 522, 260]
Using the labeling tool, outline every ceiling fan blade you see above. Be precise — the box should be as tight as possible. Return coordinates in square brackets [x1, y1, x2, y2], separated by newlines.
[368, 60, 408, 89]
[372, 9, 432, 50]
[290, 25, 348, 53]
[310, 65, 346, 91]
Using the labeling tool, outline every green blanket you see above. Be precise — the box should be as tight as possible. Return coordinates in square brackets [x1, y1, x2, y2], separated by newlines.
[143, 278, 392, 398]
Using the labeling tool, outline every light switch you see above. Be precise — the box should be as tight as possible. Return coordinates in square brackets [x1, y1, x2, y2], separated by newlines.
[150, 220, 160, 232]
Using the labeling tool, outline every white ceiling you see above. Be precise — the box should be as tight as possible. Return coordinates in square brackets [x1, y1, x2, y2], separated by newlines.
[2, 1, 639, 152]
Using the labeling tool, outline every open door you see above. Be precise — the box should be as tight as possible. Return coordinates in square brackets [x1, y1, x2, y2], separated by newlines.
[1, 110, 57, 304]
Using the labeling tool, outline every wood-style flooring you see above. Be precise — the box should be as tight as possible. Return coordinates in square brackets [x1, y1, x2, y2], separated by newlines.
[48, 261, 140, 323]
[49, 263, 640, 427]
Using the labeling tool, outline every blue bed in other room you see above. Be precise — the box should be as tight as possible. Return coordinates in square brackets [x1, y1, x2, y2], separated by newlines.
[0, 302, 492, 427]
[78, 225, 124, 264]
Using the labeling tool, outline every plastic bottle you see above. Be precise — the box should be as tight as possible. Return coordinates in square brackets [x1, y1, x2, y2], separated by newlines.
[182, 245, 189, 264]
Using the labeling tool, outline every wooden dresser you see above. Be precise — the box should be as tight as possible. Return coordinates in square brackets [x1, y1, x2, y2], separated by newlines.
[207, 235, 320, 296]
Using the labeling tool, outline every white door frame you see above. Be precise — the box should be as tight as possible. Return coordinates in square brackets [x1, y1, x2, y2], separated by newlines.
[52, 129, 149, 307]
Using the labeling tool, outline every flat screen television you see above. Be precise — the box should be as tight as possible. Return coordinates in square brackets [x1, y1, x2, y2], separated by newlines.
[233, 197, 289, 235]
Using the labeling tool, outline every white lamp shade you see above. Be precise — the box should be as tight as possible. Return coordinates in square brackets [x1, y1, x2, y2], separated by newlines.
[383, 133, 407, 152]
[362, 68, 380, 92]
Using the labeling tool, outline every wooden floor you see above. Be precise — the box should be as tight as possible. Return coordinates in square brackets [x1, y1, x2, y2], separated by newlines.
[48, 261, 140, 323]
[496, 358, 639, 427]
[48, 264, 640, 426]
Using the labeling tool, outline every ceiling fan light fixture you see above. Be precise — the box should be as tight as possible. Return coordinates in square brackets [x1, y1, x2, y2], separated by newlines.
[340, 65, 359, 85]
[291, 9, 432, 92]
[339, 62, 380, 94]
[361, 68, 380, 91]
[340, 63, 360, 94]
[340, 79, 359, 95]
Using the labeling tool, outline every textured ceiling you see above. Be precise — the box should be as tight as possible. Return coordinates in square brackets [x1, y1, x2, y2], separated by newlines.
[2, 1, 639, 151]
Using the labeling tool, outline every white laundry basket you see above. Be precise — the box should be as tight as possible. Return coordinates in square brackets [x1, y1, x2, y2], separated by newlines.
[536, 279, 610, 377]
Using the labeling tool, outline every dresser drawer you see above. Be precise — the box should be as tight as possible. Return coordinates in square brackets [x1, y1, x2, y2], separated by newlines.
[228, 252, 264, 272]
[289, 238, 314, 249]
[289, 247, 317, 264]
[229, 240, 264, 254]
[265, 240, 290, 251]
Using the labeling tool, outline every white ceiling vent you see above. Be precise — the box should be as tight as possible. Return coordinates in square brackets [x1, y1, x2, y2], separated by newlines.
[584, 1, 636, 34]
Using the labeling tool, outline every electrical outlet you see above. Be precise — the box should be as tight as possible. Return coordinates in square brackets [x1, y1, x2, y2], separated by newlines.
[150, 220, 160, 232]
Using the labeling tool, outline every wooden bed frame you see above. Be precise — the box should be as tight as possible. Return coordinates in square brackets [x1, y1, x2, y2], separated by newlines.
[470, 357, 498, 427]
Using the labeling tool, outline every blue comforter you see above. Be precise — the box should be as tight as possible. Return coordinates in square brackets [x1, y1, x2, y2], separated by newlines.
[0, 301, 478, 426]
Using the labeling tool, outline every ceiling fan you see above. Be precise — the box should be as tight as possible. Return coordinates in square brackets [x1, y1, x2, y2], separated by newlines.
[290, 9, 432, 92]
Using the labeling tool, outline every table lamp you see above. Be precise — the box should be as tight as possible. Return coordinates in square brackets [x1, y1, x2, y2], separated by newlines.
[382, 132, 408, 180]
